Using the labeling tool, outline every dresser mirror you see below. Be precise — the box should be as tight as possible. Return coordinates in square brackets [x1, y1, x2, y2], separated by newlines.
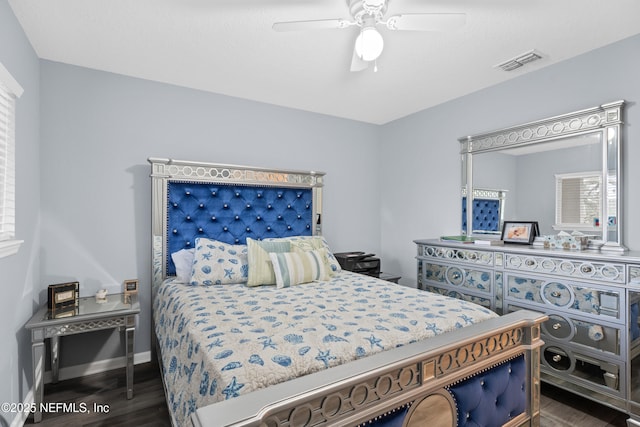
[460, 101, 625, 253]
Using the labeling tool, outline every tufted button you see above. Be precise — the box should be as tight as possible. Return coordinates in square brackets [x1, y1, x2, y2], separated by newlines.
[306, 225, 310, 229]
[211, 191, 216, 196]
[172, 229, 178, 234]
[297, 214, 301, 219]
[235, 192, 240, 197]
[199, 203, 204, 208]
[305, 204, 310, 208]
[185, 241, 191, 246]
[287, 204, 291, 209]
[198, 227, 203, 233]
[235, 238, 240, 243]
[235, 215, 240, 220]
[223, 203, 228, 208]
[246, 203, 251, 208]
[267, 226, 272, 231]
[211, 216, 216, 221]
[267, 204, 272, 209]
[480, 380, 485, 386]
[256, 215, 261, 220]
[277, 215, 282, 219]
[257, 193, 262, 198]
[223, 226, 228, 231]
[277, 193, 282, 198]
[297, 193, 301, 198]
[185, 191, 190, 195]
[246, 227, 250, 232]
[173, 202, 178, 207]
[287, 225, 292, 230]
[186, 215, 191, 220]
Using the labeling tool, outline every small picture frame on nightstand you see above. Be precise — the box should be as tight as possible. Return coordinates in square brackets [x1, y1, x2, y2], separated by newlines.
[123, 279, 139, 297]
[47, 281, 79, 310]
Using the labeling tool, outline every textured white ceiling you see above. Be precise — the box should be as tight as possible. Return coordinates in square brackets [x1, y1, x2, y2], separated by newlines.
[9, 0, 640, 124]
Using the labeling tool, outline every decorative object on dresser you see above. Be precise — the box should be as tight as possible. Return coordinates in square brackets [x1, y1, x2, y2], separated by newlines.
[25, 293, 140, 423]
[415, 238, 640, 425]
[501, 221, 539, 245]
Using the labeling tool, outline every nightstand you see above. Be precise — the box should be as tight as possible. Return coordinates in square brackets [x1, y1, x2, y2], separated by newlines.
[25, 293, 140, 423]
[378, 272, 401, 284]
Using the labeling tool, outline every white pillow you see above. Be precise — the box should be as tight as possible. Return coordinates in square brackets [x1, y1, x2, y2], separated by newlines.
[171, 248, 195, 283]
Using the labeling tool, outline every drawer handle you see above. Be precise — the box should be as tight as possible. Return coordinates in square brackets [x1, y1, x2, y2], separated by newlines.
[552, 323, 562, 330]
[551, 291, 562, 298]
[552, 355, 562, 363]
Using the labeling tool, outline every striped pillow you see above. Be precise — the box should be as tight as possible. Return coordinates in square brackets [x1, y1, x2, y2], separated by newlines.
[246, 238, 291, 286]
[269, 249, 331, 288]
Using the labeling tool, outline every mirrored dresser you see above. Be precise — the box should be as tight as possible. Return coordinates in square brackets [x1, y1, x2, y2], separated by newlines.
[415, 238, 640, 423]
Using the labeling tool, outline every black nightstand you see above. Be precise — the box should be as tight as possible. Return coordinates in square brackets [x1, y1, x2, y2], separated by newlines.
[379, 272, 401, 283]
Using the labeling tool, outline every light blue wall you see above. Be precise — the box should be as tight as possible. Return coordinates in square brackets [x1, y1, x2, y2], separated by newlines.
[39, 61, 382, 367]
[0, 0, 40, 425]
[379, 33, 640, 284]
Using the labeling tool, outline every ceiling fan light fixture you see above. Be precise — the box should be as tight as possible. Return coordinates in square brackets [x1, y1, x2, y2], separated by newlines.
[355, 26, 384, 61]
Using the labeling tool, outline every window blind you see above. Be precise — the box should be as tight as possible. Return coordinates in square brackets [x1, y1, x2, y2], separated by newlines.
[0, 82, 16, 241]
[556, 173, 601, 226]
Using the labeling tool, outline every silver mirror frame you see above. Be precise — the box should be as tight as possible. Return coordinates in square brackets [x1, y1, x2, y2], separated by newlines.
[459, 100, 625, 253]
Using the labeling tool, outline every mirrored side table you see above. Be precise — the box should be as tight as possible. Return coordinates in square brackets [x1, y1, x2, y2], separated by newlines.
[25, 293, 140, 423]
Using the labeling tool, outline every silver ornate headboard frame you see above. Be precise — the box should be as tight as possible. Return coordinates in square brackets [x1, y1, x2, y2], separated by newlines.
[148, 158, 326, 295]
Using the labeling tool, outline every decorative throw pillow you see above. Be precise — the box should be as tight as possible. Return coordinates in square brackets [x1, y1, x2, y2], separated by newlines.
[171, 248, 195, 283]
[267, 235, 342, 274]
[246, 238, 291, 286]
[269, 248, 331, 288]
[189, 238, 248, 285]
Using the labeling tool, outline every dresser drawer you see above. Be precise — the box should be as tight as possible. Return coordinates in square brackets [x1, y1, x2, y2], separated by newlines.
[504, 272, 623, 321]
[504, 253, 625, 284]
[417, 244, 494, 267]
[509, 304, 621, 356]
[423, 285, 493, 310]
[542, 345, 623, 394]
[422, 261, 493, 295]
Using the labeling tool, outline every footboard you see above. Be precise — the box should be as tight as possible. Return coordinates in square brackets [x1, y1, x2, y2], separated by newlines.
[191, 310, 546, 427]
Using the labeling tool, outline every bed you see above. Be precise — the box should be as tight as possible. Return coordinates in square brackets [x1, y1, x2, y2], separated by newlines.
[149, 158, 547, 427]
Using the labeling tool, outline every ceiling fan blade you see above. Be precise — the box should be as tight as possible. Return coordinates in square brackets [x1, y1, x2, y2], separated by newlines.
[273, 19, 351, 32]
[385, 13, 466, 31]
[350, 46, 369, 72]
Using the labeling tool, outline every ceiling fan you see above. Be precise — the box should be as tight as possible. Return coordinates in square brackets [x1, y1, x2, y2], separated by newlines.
[273, 0, 466, 72]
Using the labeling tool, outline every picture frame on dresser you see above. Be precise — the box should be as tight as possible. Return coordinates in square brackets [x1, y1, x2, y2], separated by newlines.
[501, 221, 538, 244]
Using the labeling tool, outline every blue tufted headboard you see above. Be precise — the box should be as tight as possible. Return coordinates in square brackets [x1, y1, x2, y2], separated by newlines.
[149, 158, 325, 288]
[462, 188, 507, 235]
[166, 182, 314, 275]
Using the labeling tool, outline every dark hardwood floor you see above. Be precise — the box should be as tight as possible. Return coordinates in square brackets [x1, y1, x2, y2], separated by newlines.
[26, 362, 170, 427]
[26, 362, 629, 427]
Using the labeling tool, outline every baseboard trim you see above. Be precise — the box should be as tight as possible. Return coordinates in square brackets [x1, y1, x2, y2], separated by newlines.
[14, 352, 152, 427]
[43, 351, 152, 384]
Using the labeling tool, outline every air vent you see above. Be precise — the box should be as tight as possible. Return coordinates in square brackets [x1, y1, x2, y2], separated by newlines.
[495, 50, 543, 72]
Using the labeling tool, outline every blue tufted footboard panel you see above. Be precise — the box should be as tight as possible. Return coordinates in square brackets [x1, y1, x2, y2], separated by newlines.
[448, 354, 526, 427]
[362, 355, 526, 427]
